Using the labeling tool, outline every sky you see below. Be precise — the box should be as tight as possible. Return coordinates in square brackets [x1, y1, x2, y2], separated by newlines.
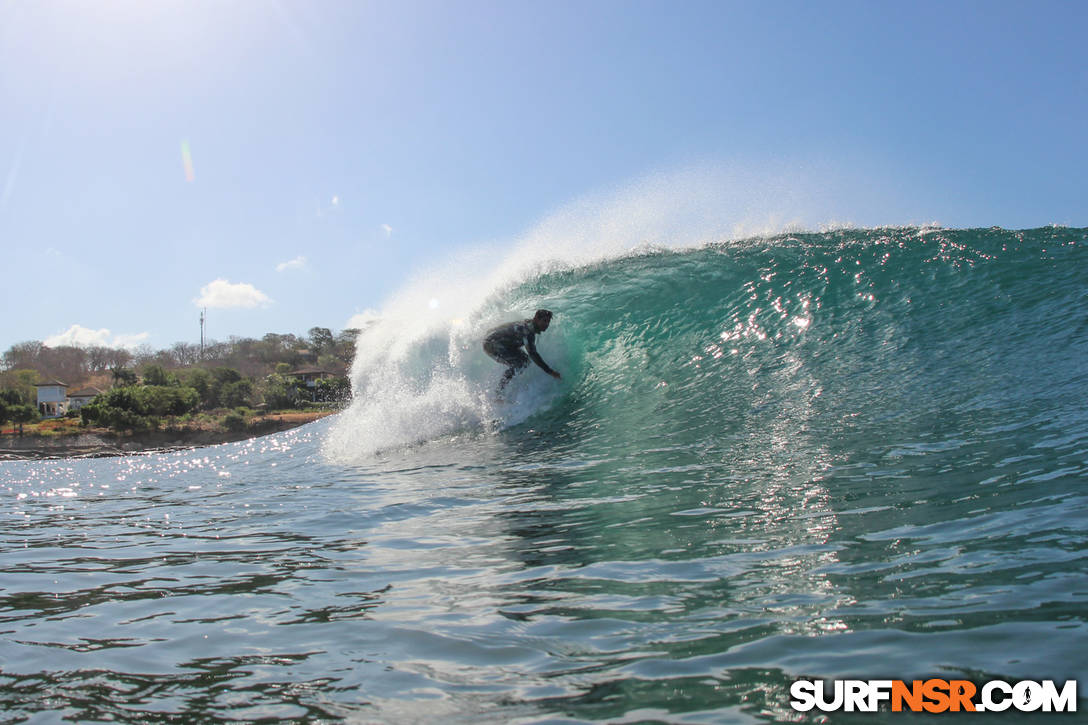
[1, 0, 1085, 354]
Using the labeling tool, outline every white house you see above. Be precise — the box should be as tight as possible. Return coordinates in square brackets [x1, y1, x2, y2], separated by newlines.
[35, 380, 69, 418]
[287, 367, 336, 388]
[67, 387, 104, 411]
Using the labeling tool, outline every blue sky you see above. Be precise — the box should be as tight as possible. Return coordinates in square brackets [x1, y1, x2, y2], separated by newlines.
[1, 0, 1085, 353]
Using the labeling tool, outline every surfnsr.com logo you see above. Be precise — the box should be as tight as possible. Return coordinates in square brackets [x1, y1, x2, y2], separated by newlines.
[790, 679, 1078, 713]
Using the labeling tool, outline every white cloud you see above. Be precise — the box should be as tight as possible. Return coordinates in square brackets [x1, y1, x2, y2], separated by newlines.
[44, 324, 149, 350]
[44, 325, 111, 348]
[111, 332, 153, 349]
[194, 279, 272, 309]
[275, 255, 308, 273]
[380, 223, 393, 237]
[316, 194, 343, 218]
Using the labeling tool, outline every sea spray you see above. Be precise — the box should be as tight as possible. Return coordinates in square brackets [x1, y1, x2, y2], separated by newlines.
[325, 165, 874, 461]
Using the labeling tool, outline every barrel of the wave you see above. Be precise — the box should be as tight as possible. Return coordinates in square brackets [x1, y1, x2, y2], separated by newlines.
[504, 227, 1085, 454]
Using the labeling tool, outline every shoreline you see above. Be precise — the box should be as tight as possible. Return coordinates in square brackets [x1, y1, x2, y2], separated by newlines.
[0, 411, 336, 461]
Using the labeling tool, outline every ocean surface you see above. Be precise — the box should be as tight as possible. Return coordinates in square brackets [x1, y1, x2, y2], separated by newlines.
[2, 226, 1086, 722]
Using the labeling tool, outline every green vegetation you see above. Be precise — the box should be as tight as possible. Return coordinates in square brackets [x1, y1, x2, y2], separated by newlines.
[0, 385, 40, 435]
[0, 390, 40, 435]
[80, 385, 202, 431]
[1, 325, 361, 436]
[222, 409, 248, 433]
[2, 326, 359, 382]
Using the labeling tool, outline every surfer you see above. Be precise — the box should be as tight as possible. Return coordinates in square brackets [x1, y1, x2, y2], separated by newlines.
[483, 309, 561, 396]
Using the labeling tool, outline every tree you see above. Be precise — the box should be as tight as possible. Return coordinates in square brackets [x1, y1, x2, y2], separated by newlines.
[258, 373, 301, 410]
[131, 344, 158, 367]
[35, 345, 87, 382]
[80, 385, 199, 431]
[140, 364, 176, 387]
[335, 328, 360, 363]
[86, 346, 133, 372]
[197, 367, 250, 409]
[86, 346, 116, 372]
[111, 367, 139, 387]
[218, 379, 253, 409]
[2, 341, 43, 371]
[259, 333, 287, 361]
[0, 370, 38, 405]
[222, 410, 247, 432]
[139, 386, 199, 416]
[308, 327, 334, 357]
[10, 404, 39, 436]
[170, 342, 201, 367]
[177, 368, 212, 408]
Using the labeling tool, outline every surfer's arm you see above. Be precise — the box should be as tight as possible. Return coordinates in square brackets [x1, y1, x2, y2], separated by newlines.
[526, 335, 560, 378]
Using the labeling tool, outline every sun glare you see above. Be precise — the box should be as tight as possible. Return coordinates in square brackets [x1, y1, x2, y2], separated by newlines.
[22, 0, 252, 100]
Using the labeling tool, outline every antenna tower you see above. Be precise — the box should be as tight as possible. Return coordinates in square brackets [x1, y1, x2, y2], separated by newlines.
[200, 308, 206, 358]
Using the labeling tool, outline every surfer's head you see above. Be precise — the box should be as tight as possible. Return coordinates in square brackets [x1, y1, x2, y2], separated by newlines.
[533, 309, 553, 332]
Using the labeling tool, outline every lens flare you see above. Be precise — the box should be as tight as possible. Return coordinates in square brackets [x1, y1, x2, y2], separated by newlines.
[181, 140, 195, 182]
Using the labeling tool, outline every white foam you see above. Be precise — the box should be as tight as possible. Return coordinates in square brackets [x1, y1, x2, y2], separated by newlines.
[322, 162, 878, 462]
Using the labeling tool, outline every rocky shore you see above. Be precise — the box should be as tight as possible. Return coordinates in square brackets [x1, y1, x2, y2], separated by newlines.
[0, 411, 335, 461]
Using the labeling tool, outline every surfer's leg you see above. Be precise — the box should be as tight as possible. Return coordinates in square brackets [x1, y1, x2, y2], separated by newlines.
[495, 350, 530, 396]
